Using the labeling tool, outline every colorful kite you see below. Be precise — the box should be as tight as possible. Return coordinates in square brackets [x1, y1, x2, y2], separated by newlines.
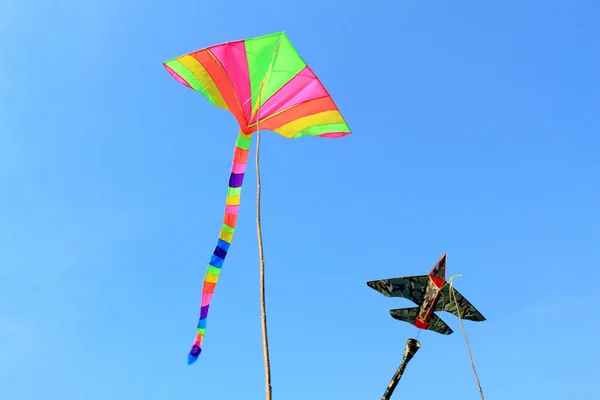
[163, 32, 351, 364]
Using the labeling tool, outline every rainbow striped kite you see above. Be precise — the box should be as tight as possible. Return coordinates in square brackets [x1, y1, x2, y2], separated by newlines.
[163, 32, 351, 364]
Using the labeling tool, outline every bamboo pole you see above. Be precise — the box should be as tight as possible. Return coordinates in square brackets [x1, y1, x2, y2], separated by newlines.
[253, 34, 284, 400]
[255, 129, 272, 400]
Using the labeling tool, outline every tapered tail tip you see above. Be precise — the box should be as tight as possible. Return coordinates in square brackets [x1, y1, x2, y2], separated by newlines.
[187, 354, 198, 365]
[188, 345, 201, 365]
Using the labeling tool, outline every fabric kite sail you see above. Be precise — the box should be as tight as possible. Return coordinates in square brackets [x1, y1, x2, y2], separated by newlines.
[163, 32, 351, 364]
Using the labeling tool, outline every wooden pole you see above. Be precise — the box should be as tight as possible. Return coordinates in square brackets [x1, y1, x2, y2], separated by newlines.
[255, 129, 272, 400]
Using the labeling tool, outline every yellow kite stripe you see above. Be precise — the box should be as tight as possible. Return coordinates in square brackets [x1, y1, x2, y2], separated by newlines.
[275, 110, 345, 138]
[177, 55, 229, 110]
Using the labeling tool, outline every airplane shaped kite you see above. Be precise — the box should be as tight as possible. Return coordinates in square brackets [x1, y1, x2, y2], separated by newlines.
[366, 254, 485, 335]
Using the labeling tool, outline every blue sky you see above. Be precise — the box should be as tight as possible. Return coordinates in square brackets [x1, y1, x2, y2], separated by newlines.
[1, 0, 599, 399]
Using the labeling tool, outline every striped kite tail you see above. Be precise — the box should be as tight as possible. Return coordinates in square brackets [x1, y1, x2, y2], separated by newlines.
[188, 131, 252, 365]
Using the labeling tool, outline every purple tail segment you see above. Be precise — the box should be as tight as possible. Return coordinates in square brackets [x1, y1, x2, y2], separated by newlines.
[187, 132, 252, 364]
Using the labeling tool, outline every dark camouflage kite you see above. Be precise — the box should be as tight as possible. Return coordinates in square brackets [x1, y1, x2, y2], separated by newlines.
[366, 254, 485, 335]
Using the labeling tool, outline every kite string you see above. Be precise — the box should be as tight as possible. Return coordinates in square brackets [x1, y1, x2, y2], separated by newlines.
[448, 275, 485, 400]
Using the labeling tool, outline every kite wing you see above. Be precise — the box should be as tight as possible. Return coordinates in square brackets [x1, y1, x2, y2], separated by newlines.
[367, 276, 429, 305]
[163, 32, 351, 364]
[427, 313, 454, 335]
[389, 307, 453, 335]
[435, 285, 486, 322]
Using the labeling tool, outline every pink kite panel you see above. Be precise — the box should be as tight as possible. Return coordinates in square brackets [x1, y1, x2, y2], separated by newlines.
[319, 132, 351, 138]
[252, 67, 328, 123]
[209, 41, 252, 122]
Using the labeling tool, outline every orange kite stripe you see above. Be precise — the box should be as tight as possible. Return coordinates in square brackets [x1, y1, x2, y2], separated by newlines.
[192, 50, 247, 129]
[246, 96, 338, 133]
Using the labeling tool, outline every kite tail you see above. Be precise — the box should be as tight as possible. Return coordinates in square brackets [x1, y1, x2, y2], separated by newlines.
[188, 131, 252, 365]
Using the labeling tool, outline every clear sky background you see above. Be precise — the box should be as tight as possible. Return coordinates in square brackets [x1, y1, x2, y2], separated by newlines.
[1, 1, 599, 399]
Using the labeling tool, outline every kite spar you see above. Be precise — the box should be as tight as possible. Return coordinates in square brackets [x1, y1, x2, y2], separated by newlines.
[163, 32, 351, 397]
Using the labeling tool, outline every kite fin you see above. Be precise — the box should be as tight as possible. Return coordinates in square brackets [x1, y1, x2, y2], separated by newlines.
[187, 131, 252, 363]
[427, 313, 454, 335]
[390, 308, 453, 335]
[428, 253, 447, 282]
[389, 307, 420, 325]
